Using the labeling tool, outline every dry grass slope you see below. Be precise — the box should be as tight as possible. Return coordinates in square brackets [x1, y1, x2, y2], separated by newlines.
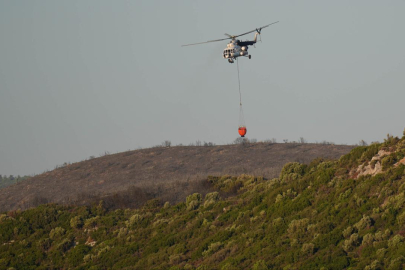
[0, 143, 354, 212]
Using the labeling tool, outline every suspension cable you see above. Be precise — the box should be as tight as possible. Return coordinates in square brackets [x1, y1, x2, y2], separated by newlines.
[236, 58, 245, 128]
[236, 58, 242, 106]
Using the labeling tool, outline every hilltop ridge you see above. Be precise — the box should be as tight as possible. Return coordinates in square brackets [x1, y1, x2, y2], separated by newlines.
[0, 142, 353, 212]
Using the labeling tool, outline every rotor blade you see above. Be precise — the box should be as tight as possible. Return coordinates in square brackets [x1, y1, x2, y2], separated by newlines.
[181, 37, 231, 47]
[181, 21, 279, 47]
[234, 21, 279, 38]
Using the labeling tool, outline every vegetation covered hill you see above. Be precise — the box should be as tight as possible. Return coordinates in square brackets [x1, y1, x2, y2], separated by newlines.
[0, 142, 353, 212]
[0, 175, 30, 189]
[1, 132, 405, 269]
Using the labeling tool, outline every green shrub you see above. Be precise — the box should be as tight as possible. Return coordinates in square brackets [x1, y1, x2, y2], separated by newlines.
[301, 242, 315, 255]
[126, 214, 143, 227]
[362, 233, 374, 246]
[383, 134, 400, 147]
[354, 215, 373, 231]
[84, 216, 100, 229]
[186, 193, 202, 211]
[364, 260, 382, 270]
[0, 214, 11, 222]
[360, 143, 381, 162]
[396, 211, 405, 225]
[388, 235, 404, 248]
[169, 254, 186, 264]
[287, 218, 309, 236]
[252, 260, 269, 270]
[202, 242, 223, 257]
[342, 226, 355, 238]
[67, 244, 90, 267]
[339, 146, 368, 168]
[163, 202, 170, 209]
[37, 238, 52, 252]
[279, 163, 307, 182]
[204, 192, 220, 208]
[387, 256, 405, 270]
[70, 216, 83, 229]
[342, 233, 361, 252]
[56, 237, 73, 253]
[382, 155, 396, 170]
[144, 198, 161, 209]
[49, 227, 66, 240]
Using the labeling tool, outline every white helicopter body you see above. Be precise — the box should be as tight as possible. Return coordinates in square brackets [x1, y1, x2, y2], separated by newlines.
[222, 32, 261, 63]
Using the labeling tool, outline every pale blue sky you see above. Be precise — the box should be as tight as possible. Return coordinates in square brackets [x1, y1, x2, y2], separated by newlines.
[1, 1, 405, 175]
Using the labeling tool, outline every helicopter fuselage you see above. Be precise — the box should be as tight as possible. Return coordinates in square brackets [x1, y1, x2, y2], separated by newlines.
[222, 37, 257, 63]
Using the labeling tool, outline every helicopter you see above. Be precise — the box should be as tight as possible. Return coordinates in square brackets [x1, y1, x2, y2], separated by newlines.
[182, 22, 279, 63]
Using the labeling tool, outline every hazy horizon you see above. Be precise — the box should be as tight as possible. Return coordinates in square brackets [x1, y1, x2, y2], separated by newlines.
[1, 1, 405, 176]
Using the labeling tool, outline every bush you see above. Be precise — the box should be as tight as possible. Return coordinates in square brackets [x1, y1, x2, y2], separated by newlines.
[287, 218, 309, 236]
[56, 237, 73, 253]
[342, 226, 355, 238]
[37, 238, 52, 252]
[387, 256, 405, 270]
[342, 233, 361, 252]
[49, 227, 66, 240]
[202, 242, 223, 257]
[339, 146, 368, 168]
[301, 243, 315, 255]
[252, 260, 269, 270]
[186, 193, 202, 211]
[279, 163, 307, 182]
[364, 260, 382, 270]
[127, 214, 143, 227]
[204, 192, 220, 208]
[84, 216, 100, 229]
[354, 215, 373, 231]
[70, 216, 83, 229]
[67, 244, 90, 267]
[169, 254, 185, 264]
[388, 235, 404, 248]
[397, 211, 405, 225]
[144, 199, 161, 209]
[362, 233, 374, 246]
[382, 155, 396, 170]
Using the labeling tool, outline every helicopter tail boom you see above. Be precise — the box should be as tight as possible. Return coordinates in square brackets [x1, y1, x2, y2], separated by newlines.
[253, 32, 260, 43]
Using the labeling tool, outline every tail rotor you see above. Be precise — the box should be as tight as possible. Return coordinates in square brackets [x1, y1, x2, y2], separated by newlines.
[256, 28, 263, 43]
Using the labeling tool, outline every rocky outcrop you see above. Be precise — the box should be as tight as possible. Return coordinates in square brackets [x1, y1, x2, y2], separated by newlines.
[354, 148, 405, 178]
[355, 150, 391, 178]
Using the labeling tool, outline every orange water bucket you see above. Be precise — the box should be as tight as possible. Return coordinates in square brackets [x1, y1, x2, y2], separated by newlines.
[238, 127, 247, 137]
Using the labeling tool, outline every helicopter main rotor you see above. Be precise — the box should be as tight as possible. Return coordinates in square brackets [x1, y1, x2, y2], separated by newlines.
[181, 21, 279, 47]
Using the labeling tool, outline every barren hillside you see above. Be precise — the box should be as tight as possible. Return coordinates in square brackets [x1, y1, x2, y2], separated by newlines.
[0, 143, 354, 212]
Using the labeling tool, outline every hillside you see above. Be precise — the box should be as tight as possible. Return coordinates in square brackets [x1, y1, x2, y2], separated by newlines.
[0, 143, 353, 212]
[0, 133, 405, 269]
[0, 175, 30, 189]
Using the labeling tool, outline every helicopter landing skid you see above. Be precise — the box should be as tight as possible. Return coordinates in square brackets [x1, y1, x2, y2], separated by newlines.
[228, 59, 234, 64]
